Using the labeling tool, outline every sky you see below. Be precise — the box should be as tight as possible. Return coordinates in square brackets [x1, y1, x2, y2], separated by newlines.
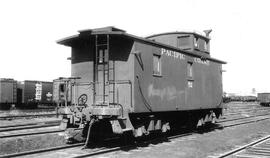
[0, 0, 269, 94]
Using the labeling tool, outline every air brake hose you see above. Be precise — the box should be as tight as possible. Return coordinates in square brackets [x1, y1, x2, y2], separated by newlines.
[82, 118, 96, 149]
[136, 76, 152, 112]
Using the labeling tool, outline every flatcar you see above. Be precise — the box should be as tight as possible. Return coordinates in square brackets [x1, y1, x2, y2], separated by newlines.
[241, 95, 257, 102]
[56, 26, 226, 146]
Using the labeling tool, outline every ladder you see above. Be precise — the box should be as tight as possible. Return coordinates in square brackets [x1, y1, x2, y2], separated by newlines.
[93, 34, 115, 105]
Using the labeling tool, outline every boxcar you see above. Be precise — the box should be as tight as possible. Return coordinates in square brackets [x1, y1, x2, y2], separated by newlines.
[52, 78, 72, 106]
[0, 78, 17, 110]
[56, 27, 226, 144]
[257, 93, 270, 106]
[17, 80, 53, 108]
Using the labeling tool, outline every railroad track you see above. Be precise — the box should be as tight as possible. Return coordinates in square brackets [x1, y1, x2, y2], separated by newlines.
[0, 113, 57, 120]
[0, 120, 62, 139]
[225, 102, 268, 110]
[222, 106, 270, 121]
[0, 129, 64, 139]
[225, 107, 270, 116]
[0, 143, 85, 158]
[225, 107, 270, 115]
[214, 135, 270, 158]
[0, 120, 60, 132]
[0, 131, 192, 158]
[222, 111, 270, 122]
[0, 102, 269, 157]
[218, 112, 270, 123]
[2, 113, 270, 158]
[0, 120, 60, 129]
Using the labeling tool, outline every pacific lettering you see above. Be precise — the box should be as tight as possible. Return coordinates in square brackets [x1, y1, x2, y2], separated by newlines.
[161, 48, 185, 60]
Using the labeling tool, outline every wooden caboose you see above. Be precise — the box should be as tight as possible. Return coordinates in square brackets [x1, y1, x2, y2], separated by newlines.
[57, 26, 226, 142]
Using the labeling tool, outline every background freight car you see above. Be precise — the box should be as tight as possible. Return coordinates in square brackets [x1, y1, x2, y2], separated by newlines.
[0, 78, 17, 110]
[53, 80, 61, 105]
[17, 80, 53, 108]
[241, 95, 257, 102]
[257, 93, 270, 106]
[52, 79, 72, 106]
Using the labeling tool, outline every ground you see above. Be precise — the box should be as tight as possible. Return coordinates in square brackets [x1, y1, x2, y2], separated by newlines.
[0, 110, 63, 155]
[97, 118, 270, 158]
[8, 117, 270, 158]
[1, 103, 270, 158]
[0, 133, 66, 155]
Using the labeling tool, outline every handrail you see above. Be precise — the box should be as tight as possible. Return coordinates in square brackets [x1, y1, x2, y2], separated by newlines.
[57, 79, 133, 109]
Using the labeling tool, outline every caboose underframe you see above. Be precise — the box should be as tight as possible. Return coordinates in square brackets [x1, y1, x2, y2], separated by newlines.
[56, 27, 225, 145]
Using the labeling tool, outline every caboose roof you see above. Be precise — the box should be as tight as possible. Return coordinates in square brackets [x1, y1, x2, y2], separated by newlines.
[57, 26, 226, 64]
[146, 31, 211, 41]
[78, 26, 126, 33]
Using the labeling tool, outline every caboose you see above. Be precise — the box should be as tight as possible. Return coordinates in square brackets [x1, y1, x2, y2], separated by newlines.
[56, 27, 226, 145]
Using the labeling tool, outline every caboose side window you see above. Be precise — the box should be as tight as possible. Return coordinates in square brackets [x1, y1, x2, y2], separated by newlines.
[204, 40, 208, 51]
[187, 62, 193, 78]
[187, 62, 194, 88]
[99, 50, 103, 63]
[194, 37, 198, 48]
[98, 49, 108, 64]
[153, 54, 161, 76]
[60, 84, 65, 92]
[188, 81, 193, 88]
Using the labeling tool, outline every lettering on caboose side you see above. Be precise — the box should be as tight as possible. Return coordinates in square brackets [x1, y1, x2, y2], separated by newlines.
[161, 48, 185, 60]
[160, 48, 210, 66]
[194, 57, 210, 65]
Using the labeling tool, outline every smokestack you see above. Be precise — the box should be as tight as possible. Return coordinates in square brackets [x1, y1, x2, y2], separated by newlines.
[203, 29, 212, 37]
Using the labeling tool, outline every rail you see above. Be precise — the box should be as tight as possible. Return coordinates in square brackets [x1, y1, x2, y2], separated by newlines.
[216, 135, 270, 158]
[0, 113, 57, 120]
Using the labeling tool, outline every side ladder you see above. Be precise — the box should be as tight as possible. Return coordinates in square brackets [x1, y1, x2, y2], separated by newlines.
[94, 34, 115, 105]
